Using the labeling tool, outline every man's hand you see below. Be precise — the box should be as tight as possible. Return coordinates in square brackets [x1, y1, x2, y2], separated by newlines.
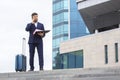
[31, 21, 35, 24]
[37, 32, 44, 37]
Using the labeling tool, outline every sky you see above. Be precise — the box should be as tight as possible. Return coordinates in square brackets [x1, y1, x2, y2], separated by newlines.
[0, 0, 52, 73]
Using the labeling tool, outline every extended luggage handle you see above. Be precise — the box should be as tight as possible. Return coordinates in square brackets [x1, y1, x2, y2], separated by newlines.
[22, 38, 26, 55]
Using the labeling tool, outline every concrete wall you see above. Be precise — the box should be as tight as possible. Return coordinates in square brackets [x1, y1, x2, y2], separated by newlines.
[77, 0, 110, 10]
[77, 0, 120, 33]
[60, 28, 120, 68]
[94, 11, 120, 29]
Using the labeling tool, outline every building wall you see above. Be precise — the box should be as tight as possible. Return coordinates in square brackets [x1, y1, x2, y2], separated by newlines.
[60, 28, 120, 68]
[77, 0, 120, 33]
[77, 0, 110, 10]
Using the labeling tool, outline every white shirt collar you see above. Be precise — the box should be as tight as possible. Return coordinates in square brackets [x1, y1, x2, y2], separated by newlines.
[34, 22, 38, 27]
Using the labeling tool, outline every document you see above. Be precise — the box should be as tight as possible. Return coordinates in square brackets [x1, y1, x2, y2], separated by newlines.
[33, 29, 50, 35]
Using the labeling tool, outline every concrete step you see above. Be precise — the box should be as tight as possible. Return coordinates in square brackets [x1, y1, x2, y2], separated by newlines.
[0, 67, 120, 80]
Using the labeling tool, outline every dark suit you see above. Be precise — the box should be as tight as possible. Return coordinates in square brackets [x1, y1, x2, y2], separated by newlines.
[25, 22, 45, 70]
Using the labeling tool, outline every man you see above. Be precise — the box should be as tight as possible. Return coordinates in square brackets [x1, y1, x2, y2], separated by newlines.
[25, 12, 45, 71]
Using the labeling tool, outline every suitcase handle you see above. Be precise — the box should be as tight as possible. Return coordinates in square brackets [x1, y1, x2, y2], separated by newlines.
[22, 38, 26, 55]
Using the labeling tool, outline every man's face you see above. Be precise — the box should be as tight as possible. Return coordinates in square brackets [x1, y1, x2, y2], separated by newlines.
[32, 15, 38, 22]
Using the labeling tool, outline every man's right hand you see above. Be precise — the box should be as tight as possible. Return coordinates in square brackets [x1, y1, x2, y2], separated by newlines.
[31, 21, 35, 24]
[37, 32, 44, 37]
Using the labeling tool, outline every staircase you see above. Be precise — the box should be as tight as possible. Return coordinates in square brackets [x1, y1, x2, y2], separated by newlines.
[0, 67, 120, 80]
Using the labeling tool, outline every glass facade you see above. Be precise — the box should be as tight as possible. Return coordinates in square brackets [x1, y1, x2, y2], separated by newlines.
[70, 0, 87, 38]
[53, 0, 69, 69]
[52, 0, 87, 69]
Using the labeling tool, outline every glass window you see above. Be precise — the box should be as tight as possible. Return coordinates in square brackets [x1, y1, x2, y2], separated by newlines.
[63, 54, 68, 69]
[52, 51, 57, 67]
[52, 39, 56, 48]
[56, 38, 60, 46]
[105, 45, 108, 64]
[63, 24, 68, 32]
[53, 4, 56, 13]
[53, 25, 63, 36]
[53, 1, 65, 13]
[62, 50, 83, 69]
[64, 12, 68, 21]
[64, 0, 68, 9]
[63, 36, 68, 40]
[53, 16, 56, 25]
[115, 43, 119, 63]
[75, 51, 83, 68]
[55, 27, 58, 34]
[55, 2, 61, 12]
[53, 12, 68, 25]
[53, 27, 56, 35]
[60, 37, 64, 42]
[53, 13, 64, 24]
[68, 53, 75, 68]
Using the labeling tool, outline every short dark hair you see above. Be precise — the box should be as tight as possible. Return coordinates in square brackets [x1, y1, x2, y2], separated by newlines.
[31, 12, 38, 18]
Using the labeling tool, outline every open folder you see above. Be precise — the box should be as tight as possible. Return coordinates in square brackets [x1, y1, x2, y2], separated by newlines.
[33, 29, 50, 35]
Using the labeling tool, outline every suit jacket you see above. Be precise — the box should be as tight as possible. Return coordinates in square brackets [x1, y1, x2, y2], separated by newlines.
[25, 22, 45, 44]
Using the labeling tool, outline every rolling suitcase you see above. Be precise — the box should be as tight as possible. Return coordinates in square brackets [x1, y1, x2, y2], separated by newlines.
[15, 38, 27, 72]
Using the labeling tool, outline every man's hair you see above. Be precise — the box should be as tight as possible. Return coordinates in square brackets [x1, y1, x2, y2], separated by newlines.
[31, 12, 38, 18]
